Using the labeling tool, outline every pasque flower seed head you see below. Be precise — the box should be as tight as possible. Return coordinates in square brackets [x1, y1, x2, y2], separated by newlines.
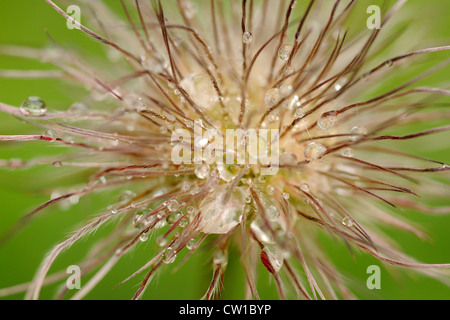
[0, 0, 449, 300]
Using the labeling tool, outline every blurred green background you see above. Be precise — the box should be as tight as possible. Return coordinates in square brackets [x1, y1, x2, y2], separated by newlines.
[0, 0, 449, 300]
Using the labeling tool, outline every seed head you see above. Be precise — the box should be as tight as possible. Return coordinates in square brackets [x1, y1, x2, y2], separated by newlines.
[0, 0, 449, 300]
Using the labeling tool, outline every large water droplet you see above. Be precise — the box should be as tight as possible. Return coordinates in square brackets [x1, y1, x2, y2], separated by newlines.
[299, 183, 310, 192]
[162, 247, 177, 264]
[304, 142, 326, 161]
[195, 163, 210, 179]
[186, 238, 196, 250]
[342, 216, 354, 227]
[242, 31, 253, 44]
[341, 147, 353, 157]
[139, 233, 149, 242]
[317, 111, 337, 130]
[167, 199, 180, 212]
[20, 96, 47, 116]
[350, 126, 367, 141]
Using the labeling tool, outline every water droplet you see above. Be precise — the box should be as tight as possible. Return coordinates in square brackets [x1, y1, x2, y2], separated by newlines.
[213, 251, 227, 265]
[45, 130, 57, 141]
[282, 192, 290, 200]
[186, 238, 196, 250]
[52, 161, 62, 167]
[279, 44, 293, 61]
[291, 0, 297, 8]
[284, 65, 294, 76]
[294, 107, 304, 119]
[20, 96, 47, 116]
[265, 88, 280, 107]
[266, 185, 275, 196]
[245, 195, 252, 204]
[195, 163, 210, 179]
[167, 199, 180, 212]
[242, 31, 253, 44]
[341, 147, 353, 157]
[342, 216, 354, 227]
[299, 183, 310, 192]
[166, 211, 181, 224]
[139, 233, 149, 242]
[304, 142, 326, 161]
[317, 111, 337, 130]
[162, 247, 177, 264]
[187, 206, 195, 214]
[385, 60, 393, 67]
[179, 218, 188, 228]
[350, 126, 368, 141]
[190, 185, 200, 195]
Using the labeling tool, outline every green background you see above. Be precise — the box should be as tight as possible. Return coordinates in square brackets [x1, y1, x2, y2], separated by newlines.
[0, 0, 449, 300]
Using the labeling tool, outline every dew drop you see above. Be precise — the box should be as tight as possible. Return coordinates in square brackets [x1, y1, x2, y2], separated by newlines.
[242, 31, 253, 44]
[294, 107, 304, 119]
[284, 65, 294, 76]
[299, 183, 310, 192]
[279, 44, 293, 61]
[167, 199, 180, 212]
[317, 111, 337, 130]
[45, 130, 57, 141]
[139, 233, 149, 242]
[265, 88, 280, 107]
[385, 60, 393, 67]
[52, 161, 62, 167]
[162, 247, 177, 264]
[304, 142, 326, 161]
[341, 147, 353, 157]
[166, 211, 181, 224]
[179, 218, 188, 228]
[213, 251, 227, 265]
[187, 206, 195, 214]
[342, 216, 354, 227]
[282, 192, 290, 200]
[186, 238, 196, 250]
[291, 0, 297, 9]
[20, 96, 47, 116]
[195, 163, 210, 179]
[350, 126, 368, 141]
